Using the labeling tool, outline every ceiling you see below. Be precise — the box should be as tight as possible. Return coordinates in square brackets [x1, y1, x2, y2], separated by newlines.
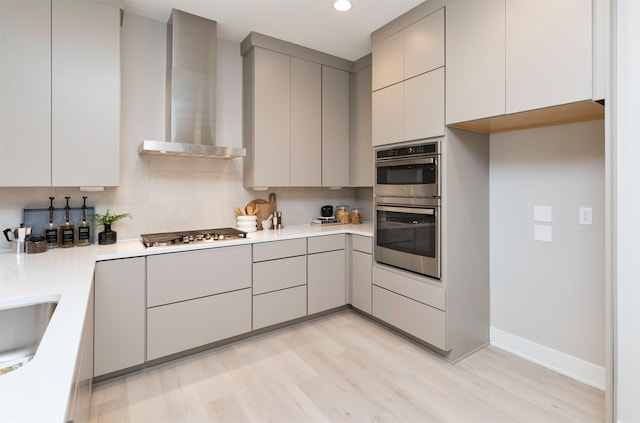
[122, 0, 424, 61]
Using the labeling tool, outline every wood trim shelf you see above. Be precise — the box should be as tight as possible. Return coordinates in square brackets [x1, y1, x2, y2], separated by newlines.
[448, 100, 605, 134]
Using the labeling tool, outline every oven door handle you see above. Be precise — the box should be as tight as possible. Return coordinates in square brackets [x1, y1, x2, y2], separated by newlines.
[376, 204, 437, 215]
[375, 156, 437, 168]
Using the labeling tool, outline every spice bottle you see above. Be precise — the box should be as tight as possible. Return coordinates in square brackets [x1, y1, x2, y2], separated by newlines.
[59, 197, 75, 248]
[44, 197, 59, 249]
[76, 196, 91, 246]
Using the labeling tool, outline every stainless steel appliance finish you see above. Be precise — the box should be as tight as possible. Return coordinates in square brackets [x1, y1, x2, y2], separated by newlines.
[375, 141, 441, 199]
[141, 228, 247, 248]
[138, 10, 246, 159]
[374, 140, 443, 279]
[375, 202, 440, 279]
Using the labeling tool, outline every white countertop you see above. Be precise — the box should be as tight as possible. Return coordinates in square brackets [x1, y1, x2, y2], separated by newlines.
[0, 223, 372, 422]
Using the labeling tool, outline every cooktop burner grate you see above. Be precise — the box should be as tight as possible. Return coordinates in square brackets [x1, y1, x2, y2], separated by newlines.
[140, 228, 247, 248]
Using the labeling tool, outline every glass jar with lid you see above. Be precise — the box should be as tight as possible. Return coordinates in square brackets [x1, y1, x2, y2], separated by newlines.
[336, 205, 350, 224]
[350, 208, 362, 224]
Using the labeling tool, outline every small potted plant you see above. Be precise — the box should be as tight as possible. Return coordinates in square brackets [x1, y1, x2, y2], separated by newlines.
[92, 209, 131, 245]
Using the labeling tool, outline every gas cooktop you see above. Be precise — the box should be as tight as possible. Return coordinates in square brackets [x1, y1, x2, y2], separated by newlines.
[141, 228, 247, 248]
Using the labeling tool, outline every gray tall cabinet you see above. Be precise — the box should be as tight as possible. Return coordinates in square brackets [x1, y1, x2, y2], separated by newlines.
[370, 0, 490, 362]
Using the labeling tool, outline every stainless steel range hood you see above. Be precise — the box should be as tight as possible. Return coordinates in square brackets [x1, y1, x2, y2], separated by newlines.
[139, 9, 245, 159]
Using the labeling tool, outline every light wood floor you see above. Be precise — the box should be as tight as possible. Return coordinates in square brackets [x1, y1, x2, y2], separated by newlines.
[89, 310, 604, 422]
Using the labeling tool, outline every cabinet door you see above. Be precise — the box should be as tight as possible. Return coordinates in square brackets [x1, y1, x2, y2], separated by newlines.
[308, 249, 346, 314]
[445, 0, 505, 124]
[52, 0, 120, 187]
[404, 68, 445, 140]
[251, 48, 291, 187]
[372, 30, 404, 91]
[0, 0, 51, 186]
[147, 289, 251, 361]
[505, 0, 592, 114]
[372, 83, 403, 146]
[147, 245, 252, 307]
[403, 8, 445, 80]
[351, 250, 372, 314]
[353, 64, 373, 187]
[291, 57, 321, 186]
[94, 258, 145, 377]
[321, 66, 350, 187]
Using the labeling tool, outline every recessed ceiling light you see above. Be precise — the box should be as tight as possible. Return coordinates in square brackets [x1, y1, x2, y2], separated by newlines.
[333, 0, 352, 12]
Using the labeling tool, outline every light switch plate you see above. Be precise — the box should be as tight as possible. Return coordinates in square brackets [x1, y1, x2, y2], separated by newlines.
[534, 225, 552, 242]
[534, 205, 552, 222]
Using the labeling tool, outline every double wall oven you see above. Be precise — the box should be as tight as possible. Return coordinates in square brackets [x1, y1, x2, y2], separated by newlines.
[375, 140, 441, 279]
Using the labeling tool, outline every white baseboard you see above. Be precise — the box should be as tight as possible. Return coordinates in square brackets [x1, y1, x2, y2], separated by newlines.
[490, 327, 605, 391]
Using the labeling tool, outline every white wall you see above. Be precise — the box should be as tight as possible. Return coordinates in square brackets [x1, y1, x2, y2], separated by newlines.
[0, 13, 372, 249]
[490, 120, 605, 387]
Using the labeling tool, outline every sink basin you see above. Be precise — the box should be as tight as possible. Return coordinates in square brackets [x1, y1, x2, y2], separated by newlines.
[0, 301, 57, 375]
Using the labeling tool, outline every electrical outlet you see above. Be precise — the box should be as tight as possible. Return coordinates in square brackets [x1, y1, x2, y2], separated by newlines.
[579, 207, 593, 225]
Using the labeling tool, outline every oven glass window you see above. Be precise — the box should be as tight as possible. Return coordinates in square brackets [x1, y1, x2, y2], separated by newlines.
[376, 162, 436, 185]
[376, 208, 436, 258]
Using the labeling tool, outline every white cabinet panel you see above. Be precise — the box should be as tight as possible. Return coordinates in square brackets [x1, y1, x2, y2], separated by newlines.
[322, 66, 350, 187]
[52, 0, 120, 186]
[445, 0, 505, 124]
[0, 0, 51, 186]
[253, 285, 307, 330]
[308, 249, 346, 314]
[373, 285, 446, 350]
[147, 245, 252, 307]
[291, 57, 321, 186]
[94, 258, 145, 377]
[505, 0, 592, 114]
[404, 8, 445, 80]
[351, 250, 372, 314]
[147, 289, 251, 361]
[404, 68, 445, 140]
[372, 30, 404, 90]
[253, 255, 306, 295]
[372, 83, 404, 146]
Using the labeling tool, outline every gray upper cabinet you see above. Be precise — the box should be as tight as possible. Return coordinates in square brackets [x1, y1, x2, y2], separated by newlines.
[291, 57, 322, 186]
[0, 0, 120, 187]
[352, 56, 373, 187]
[322, 66, 350, 187]
[446, 0, 603, 129]
[242, 32, 353, 189]
[243, 47, 291, 188]
[371, 6, 445, 146]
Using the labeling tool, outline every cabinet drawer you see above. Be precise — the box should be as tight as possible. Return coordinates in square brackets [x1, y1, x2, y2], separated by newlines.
[352, 234, 373, 254]
[253, 255, 306, 295]
[253, 238, 306, 262]
[372, 286, 446, 350]
[308, 234, 346, 254]
[147, 288, 251, 361]
[372, 265, 445, 311]
[253, 285, 307, 330]
[147, 245, 251, 307]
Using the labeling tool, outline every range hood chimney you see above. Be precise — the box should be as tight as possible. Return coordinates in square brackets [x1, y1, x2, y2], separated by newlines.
[138, 9, 245, 159]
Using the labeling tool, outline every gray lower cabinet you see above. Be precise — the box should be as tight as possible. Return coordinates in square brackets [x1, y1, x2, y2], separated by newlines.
[94, 257, 145, 377]
[252, 239, 307, 330]
[147, 289, 251, 361]
[351, 235, 373, 314]
[146, 245, 252, 361]
[372, 265, 446, 351]
[308, 234, 347, 314]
